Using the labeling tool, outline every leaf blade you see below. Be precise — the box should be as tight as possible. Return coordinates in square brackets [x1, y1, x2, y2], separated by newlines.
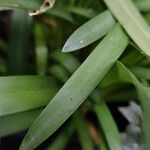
[19, 24, 129, 150]
[103, 0, 150, 56]
[0, 76, 58, 116]
[62, 11, 116, 52]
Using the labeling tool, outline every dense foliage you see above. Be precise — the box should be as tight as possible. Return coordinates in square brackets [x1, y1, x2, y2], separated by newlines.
[0, 0, 150, 149]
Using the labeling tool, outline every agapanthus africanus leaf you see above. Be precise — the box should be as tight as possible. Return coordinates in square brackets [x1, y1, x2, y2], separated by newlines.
[103, 0, 150, 57]
[19, 24, 129, 150]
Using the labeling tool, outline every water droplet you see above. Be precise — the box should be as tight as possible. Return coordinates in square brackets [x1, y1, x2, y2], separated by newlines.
[80, 40, 83, 44]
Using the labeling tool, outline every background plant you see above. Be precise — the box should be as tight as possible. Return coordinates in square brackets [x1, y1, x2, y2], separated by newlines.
[0, 0, 150, 150]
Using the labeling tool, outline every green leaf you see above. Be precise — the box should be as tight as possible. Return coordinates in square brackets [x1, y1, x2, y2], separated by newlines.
[0, 108, 43, 137]
[8, 10, 31, 74]
[68, 6, 97, 18]
[49, 65, 70, 83]
[135, 0, 150, 12]
[94, 102, 122, 150]
[91, 90, 122, 150]
[101, 61, 150, 150]
[74, 111, 94, 150]
[19, 24, 129, 150]
[48, 3, 75, 23]
[0, 0, 39, 10]
[62, 11, 116, 52]
[103, 0, 150, 57]
[34, 22, 48, 76]
[46, 122, 75, 150]
[0, 76, 58, 116]
[121, 48, 144, 66]
[130, 66, 150, 80]
[51, 50, 80, 73]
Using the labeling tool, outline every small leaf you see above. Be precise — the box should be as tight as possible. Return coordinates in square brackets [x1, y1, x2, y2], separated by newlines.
[34, 22, 48, 76]
[62, 11, 116, 52]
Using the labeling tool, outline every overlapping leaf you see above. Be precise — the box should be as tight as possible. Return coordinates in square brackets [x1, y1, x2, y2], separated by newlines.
[62, 11, 116, 52]
[19, 24, 129, 150]
[0, 76, 58, 116]
[103, 0, 150, 57]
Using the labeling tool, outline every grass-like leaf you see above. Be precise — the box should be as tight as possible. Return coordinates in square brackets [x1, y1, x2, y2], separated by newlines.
[34, 22, 48, 76]
[51, 50, 80, 73]
[46, 122, 75, 150]
[135, 0, 150, 12]
[91, 90, 122, 150]
[62, 11, 116, 52]
[0, 76, 58, 116]
[8, 10, 31, 74]
[74, 111, 94, 150]
[130, 66, 150, 80]
[19, 24, 129, 150]
[94, 102, 122, 150]
[0, 108, 43, 137]
[103, 0, 150, 57]
[102, 61, 150, 150]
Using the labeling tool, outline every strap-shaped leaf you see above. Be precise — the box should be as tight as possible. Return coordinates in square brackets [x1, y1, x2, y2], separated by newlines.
[103, 0, 150, 57]
[51, 50, 80, 73]
[68, 6, 97, 18]
[135, 0, 150, 12]
[0, 76, 58, 116]
[46, 122, 75, 150]
[0, 108, 43, 137]
[91, 90, 122, 150]
[62, 11, 116, 52]
[49, 65, 70, 83]
[130, 66, 150, 80]
[8, 10, 31, 74]
[19, 24, 129, 150]
[74, 111, 94, 150]
[34, 22, 48, 76]
[101, 61, 150, 150]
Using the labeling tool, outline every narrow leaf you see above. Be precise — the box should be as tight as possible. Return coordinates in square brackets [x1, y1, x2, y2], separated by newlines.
[130, 66, 150, 80]
[135, 0, 150, 12]
[51, 50, 80, 73]
[62, 11, 116, 52]
[103, 0, 150, 56]
[46, 122, 75, 150]
[34, 22, 48, 76]
[8, 10, 31, 74]
[19, 24, 129, 150]
[92, 90, 122, 150]
[101, 61, 150, 150]
[0, 108, 43, 137]
[0, 76, 58, 116]
[94, 102, 122, 150]
[74, 111, 94, 150]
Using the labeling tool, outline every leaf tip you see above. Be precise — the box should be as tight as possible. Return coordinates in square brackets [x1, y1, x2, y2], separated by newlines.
[62, 43, 75, 53]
